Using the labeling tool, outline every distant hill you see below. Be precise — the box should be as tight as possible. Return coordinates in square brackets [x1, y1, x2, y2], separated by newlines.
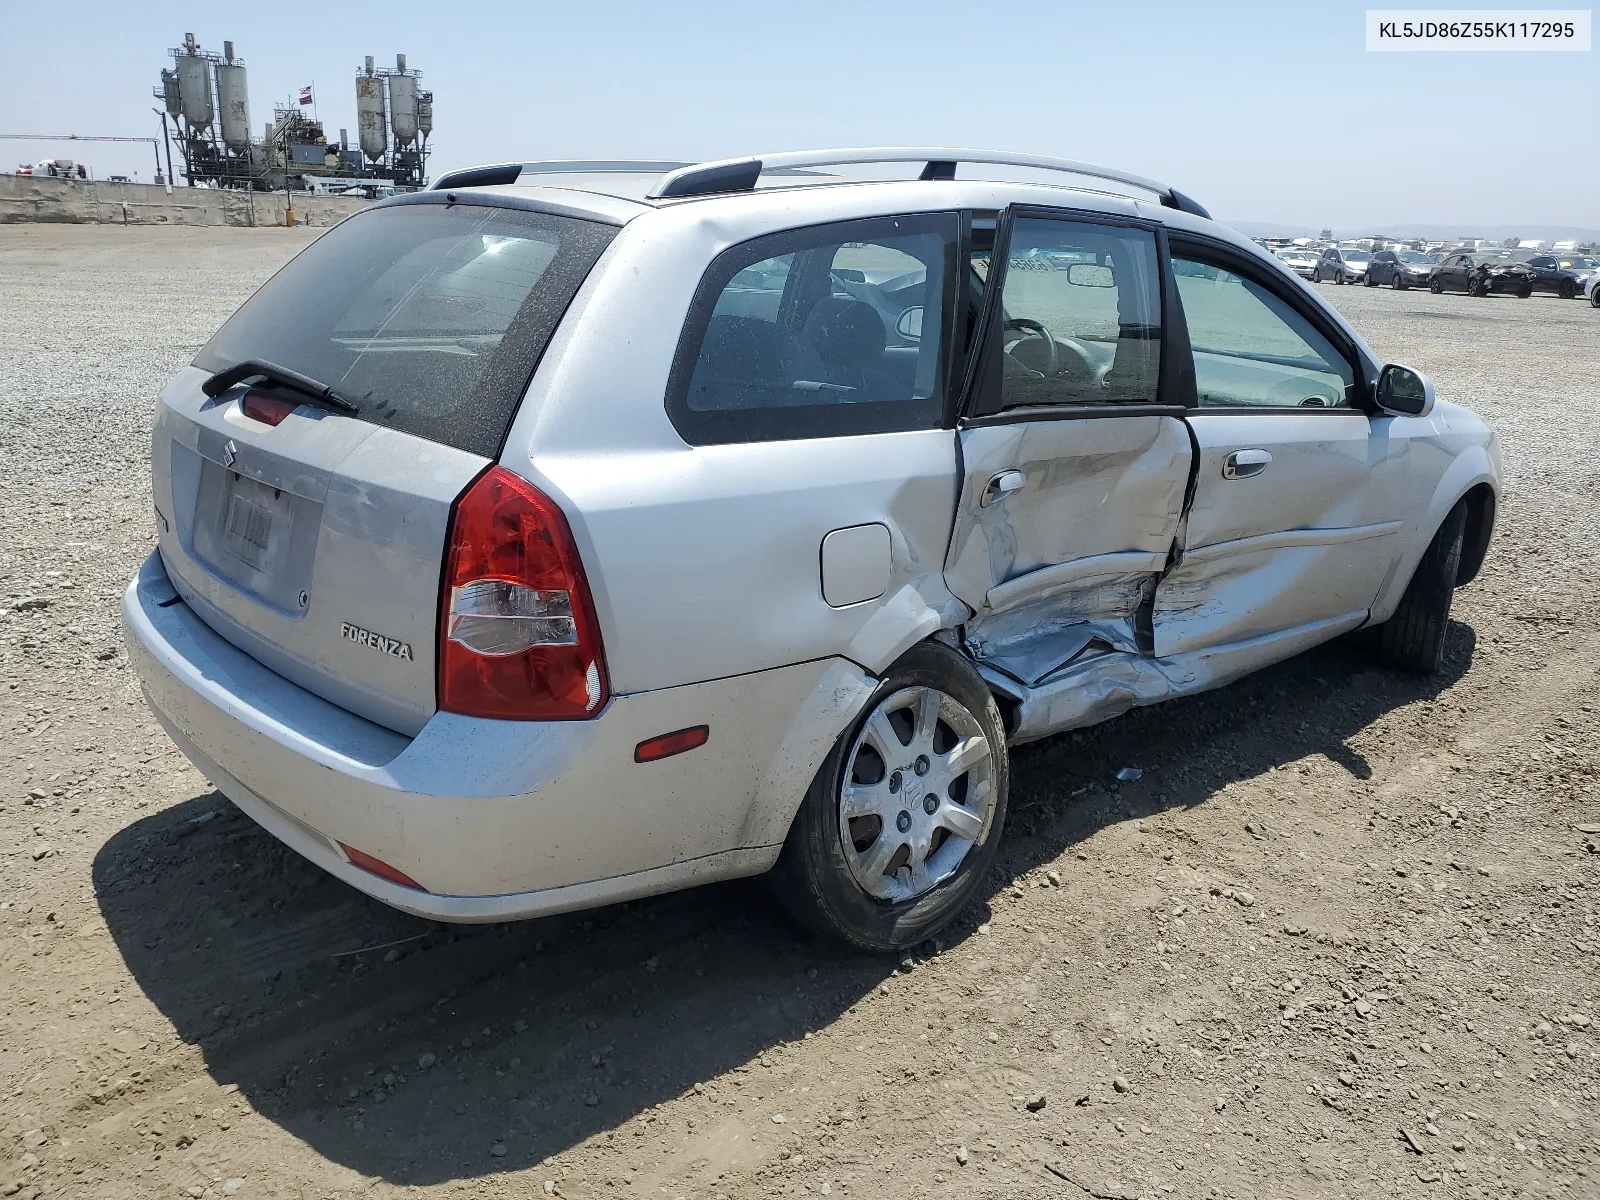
[1224, 219, 1600, 243]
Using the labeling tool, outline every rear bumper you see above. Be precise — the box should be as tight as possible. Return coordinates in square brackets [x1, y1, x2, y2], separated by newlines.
[123, 551, 860, 922]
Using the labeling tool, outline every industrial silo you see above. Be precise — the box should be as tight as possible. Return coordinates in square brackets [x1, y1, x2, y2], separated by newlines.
[214, 42, 251, 154]
[388, 55, 418, 148]
[356, 57, 387, 160]
[159, 69, 182, 120]
[176, 38, 214, 129]
[417, 91, 433, 138]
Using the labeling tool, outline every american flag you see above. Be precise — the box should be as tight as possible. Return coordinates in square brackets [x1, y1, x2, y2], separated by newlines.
[298, 86, 314, 106]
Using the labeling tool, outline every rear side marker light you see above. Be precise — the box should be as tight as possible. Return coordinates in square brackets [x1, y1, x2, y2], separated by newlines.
[439, 466, 610, 721]
[338, 842, 426, 891]
[635, 725, 709, 763]
[241, 389, 297, 426]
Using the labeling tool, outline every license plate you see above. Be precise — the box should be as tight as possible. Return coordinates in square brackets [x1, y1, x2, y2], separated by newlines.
[218, 474, 285, 571]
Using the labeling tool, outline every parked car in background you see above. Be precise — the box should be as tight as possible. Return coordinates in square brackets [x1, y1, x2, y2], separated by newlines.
[121, 147, 1500, 952]
[1429, 252, 1535, 297]
[1366, 249, 1436, 290]
[1586, 272, 1600, 308]
[1274, 248, 1319, 279]
[1524, 254, 1597, 299]
[35, 159, 88, 179]
[336, 183, 401, 200]
[1312, 246, 1370, 284]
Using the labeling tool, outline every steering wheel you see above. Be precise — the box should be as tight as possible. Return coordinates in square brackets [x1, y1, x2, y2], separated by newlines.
[1002, 318, 1058, 376]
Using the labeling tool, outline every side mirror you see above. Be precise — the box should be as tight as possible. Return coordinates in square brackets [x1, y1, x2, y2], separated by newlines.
[1376, 363, 1434, 417]
[895, 306, 924, 341]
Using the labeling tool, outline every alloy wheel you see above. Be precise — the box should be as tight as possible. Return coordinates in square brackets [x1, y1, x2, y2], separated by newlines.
[837, 686, 996, 903]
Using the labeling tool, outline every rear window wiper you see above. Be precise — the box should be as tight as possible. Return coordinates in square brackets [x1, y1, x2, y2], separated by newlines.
[201, 359, 360, 416]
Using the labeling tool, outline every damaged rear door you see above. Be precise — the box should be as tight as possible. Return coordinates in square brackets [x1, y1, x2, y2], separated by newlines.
[1153, 240, 1409, 661]
[944, 208, 1192, 689]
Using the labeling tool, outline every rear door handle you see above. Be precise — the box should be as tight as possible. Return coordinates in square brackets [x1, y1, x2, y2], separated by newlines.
[981, 469, 1027, 507]
[1222, 448, 1272, 479]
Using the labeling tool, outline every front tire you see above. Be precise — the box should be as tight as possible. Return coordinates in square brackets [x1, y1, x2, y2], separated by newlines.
[1429, 276, 1444, 294]
[1590, 285, 1600, 308]
[1393, 271, 1408, 291]
[1371, 502, 1467, 674]
[1559, 279, 1576, 300]
[770, 642, 1009, 952]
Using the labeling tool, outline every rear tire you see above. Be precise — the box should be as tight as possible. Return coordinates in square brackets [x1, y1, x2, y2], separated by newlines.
[1370, 503, 1467, 674]
[1591, 285, 1600, 308]
[770, 642, 1010, 953]
[1518, 283, 1532, 299]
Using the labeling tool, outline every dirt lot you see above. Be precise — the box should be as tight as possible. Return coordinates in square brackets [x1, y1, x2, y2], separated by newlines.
[1, 225, 1598, 1200]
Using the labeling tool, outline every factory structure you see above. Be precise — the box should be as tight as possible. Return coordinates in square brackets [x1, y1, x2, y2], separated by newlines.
[154, 34, 433, 192]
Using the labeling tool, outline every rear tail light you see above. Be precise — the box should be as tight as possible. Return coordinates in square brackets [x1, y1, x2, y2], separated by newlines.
[438, 465, 608, 720]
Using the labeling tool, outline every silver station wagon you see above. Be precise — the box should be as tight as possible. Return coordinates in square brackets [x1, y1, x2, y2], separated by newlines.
[123, 148, 1500, 951]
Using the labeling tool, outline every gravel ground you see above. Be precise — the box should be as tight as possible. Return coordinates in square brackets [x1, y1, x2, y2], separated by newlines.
[1, 225, 1598, 1200]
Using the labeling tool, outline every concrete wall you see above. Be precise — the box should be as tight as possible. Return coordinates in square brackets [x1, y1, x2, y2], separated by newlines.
[0, 174, 368, 227]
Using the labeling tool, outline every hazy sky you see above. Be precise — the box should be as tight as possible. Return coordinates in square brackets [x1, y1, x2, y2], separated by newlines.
[5, 0, 1596, 231]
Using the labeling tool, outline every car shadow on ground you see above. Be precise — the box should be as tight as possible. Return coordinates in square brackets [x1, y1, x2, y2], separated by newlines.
[93, 621, 1475, 1185]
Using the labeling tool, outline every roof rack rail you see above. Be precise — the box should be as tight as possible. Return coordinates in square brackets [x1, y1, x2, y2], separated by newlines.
[647, 147, 1211, 218]
[431, 160, 690, 192]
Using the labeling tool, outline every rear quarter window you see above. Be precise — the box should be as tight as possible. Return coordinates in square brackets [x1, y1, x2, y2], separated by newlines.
[194, 202, 617, 459]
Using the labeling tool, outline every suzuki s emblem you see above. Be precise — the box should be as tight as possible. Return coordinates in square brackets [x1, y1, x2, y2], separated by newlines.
[221, 439, 238, 468]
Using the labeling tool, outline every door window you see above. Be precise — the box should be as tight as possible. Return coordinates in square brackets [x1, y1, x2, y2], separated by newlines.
[1171, 253, 1356, 409]
[667, 213, 955, 445]
[979, 217, 1162, 412]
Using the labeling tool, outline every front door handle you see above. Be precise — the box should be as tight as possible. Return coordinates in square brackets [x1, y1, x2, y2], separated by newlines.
[1222, 448, 1272, 479]
[981, 469, 1027, 507]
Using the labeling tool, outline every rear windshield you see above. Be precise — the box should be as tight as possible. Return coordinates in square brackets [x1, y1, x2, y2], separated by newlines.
[194, 202, 617, 458]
